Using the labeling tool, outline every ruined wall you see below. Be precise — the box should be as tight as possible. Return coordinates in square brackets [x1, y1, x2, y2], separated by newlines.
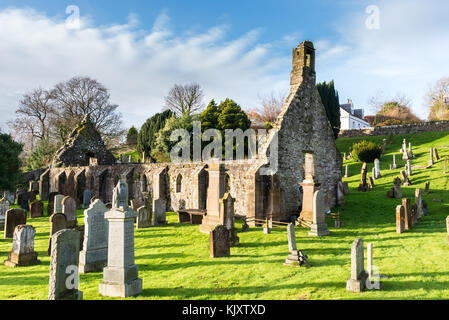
[338, 121, 449, 138]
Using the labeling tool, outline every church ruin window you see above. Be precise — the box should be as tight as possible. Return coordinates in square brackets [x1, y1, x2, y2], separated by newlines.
[176, 174, 182, 193]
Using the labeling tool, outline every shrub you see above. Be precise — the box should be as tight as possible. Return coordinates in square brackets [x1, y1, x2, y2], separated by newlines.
[351, 140, 382, 163]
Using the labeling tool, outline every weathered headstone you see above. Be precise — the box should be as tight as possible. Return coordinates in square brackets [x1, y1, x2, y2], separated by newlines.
[396, 205, 405, 234]
[381, 139, 387, 154]
[4, 208, 27, 238]
[407, 142, 414, 158]
[415, 189, 424, 220]
[309, 190, 330, 236]
[393, 177, 402, 198]
[344, 165, 349, 178]
[367, 243, 373, 278]
[357, 162, 368, 192]
[424, 181, 430, 195]
[368, 176, 375, 189]
[221, 193, 239, 246]
[429, 148, 434, 166]
[298, 152, 320, 222]
[433, 147, 440, 161]
[28, 191, 36, 203]
[209, 225, 230, 258]
[82, 189, 92, 209]
[48, 213, 68, 255]
[99, 180, 142, 298]
[374, 159, 381, 179]
[62, 196, 78, 228]
[4, 225, 40, 267]
[48, 229, 83, 300]
[406, 160, 412, 176]
[153, 198, 166, 225]
[263, 219, 271, 234]
[392, 154, 397, 169]
[371, 167, 376, 180]
[39, 169, 50, 201]
[402, 198, 412, 230]
[136, 206, 152, 229]
[400, 170, 411, 186]
[19, 192, 29, 212]
[79, 199, 108, 273]
[284, 223, 310, 267]
[54, 195, 65, 214]
[0, 199, 9, 228]
[30, 200, 44, 218]
[346, 238, 368, 293]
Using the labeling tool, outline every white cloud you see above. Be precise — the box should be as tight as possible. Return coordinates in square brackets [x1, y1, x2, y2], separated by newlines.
[315, 0, 449, 119]
[0, 8, 289, 132]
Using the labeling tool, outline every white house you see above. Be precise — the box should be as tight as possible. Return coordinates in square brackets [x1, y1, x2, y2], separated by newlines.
[340, 99, 371, 130]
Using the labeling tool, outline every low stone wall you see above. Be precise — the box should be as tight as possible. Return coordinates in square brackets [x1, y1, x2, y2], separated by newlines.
[338, 121, 449, 138]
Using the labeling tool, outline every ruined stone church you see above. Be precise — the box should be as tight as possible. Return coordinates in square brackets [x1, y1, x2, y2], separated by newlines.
[37, 40, 342, 223]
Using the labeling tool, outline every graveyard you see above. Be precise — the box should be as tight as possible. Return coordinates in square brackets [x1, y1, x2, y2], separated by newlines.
[1, 131, 449, 300]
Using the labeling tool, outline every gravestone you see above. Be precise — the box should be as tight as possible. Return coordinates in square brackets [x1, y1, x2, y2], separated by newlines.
[39, 169, 50, 201]
[62, 196, 78, 228]
[402, 146, 409, 161]
[429, 148, 434, 166]
[424, 181, 430, 195]
[221, 193, 239, 246]
[344, 165, 349, 178]
[415, 189, 424, 220]
[79, 199, 108, 273]
[367, 243, 373, 278]
[263, 219, 271, 234]
[48, 213, 68, 255]
[309, 190, 330, 236]
[200, 163, 226, 231]
[4, 209, 27, 238]
[407, 142, 414, 158]
[4, 191, 15, 205]
[337, 181, 345, 205]
[422, 200, 429, 216]
[0, 199, 9, 229]
[392, 154, 397, 169]
[28, 191, 36, 203]
[381, 139, 387, 154]
[346, 238, 368, 293]
[30, 200, 44, 218]
[54, 195, 65, 214]
[433, 147, 440, 161]
[153, 198, 166, 225]
[368, 176, 375, 189]
[391, 177, 401, 199]
[342, 182, 350, 195]
[19, 192, 29, 212]
[83, 189, 92, 209]
[284, 223, 310, 267]
[406, 160, 412, 176]
[396, 205, 405, 234]
[402, 198, 412, 230]
[4, 225, 40, 267]
[299, 152, 320, 222]
[99, 180, 142, 298]
[48, 229, 83, 300]
[401, 171, 411, 186]
[357, 163, 368, 192]
[374, 159, 381, 179]
[209, 225, 230, 258]
[136, 206, 152, 229]
[371, 167, 376, 180]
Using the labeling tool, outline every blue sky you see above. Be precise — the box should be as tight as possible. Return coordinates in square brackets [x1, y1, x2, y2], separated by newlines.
[0, 0, 448, 133]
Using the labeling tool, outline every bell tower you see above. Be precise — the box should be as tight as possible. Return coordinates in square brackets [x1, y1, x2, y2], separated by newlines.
[290, 40, 316, 90]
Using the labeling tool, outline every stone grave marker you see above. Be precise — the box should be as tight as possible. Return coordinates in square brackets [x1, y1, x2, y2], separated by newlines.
[415, 189, 424, 220]
[337, 181, 345, 205]
[392, 154, 397, 169]
[424, 181, 430, 195]
[19, 192, 29, 212]
[48, 229, 83, 300]
[368, 176, 375, 189]
[374, 159, 381, 179]
[401, 171, 411, 186]
[62, 196, 78, 228]
[0, 199, 9, 228]
[221, 193, 239, 246]
[83, 189, 92, 209]
[54, 195, 65, 214]
[429, 148, 434, 166]
[402, 198, 412, 230]
[284, 223, 310, 267]
[434, 147, 440, 161]
[346, 238, 368, 293]
[408, 142, 414, 158]
[136, 206, 152, 229]
[344, 165, 349, 178]
[309, 190, 330, 236]
[357, 163, 368, 192]
[30, 200, 44, 218]
[4, 208, 27, 238]
[393, 177, 402, 198]
[4, 225, 40, 267]
[153, 198, 166, 225]
[342, 181, 350, 195]
[79, 199, 108, 273]
[48, 213, 68, 255]
[99, 180, 142, 298]
[396, 205, 405, 234]
[406, 160, 412, 176]
[209, 225, 230, 258]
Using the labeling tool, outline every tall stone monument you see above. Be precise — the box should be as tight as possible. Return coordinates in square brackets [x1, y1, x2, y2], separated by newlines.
[299, 152, 320, 222]
[308, 189, 330, 236]
[200, 162, 226, 233]
[99, 180, 142, 298]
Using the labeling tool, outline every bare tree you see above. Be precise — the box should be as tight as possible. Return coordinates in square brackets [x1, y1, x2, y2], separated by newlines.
[247, 91, 287, 123]
[7, 88, 54, 150]
[50, 76, 125, 146]
[164, 83, 204, 117]
[426, 77, 449, 120]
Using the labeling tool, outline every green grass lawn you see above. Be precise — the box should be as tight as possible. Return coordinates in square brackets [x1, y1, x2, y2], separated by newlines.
[1, 130, 449, 300]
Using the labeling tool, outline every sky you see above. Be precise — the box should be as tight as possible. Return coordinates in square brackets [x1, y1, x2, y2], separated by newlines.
[0, 0, 448, 132]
